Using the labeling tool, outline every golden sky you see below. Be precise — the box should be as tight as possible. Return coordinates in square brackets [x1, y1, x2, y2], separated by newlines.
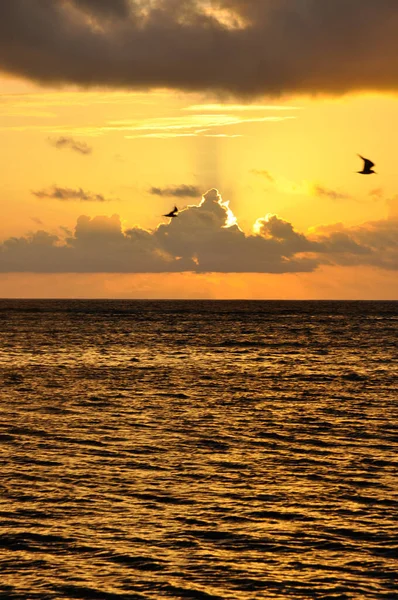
[0, 0, 397, 299]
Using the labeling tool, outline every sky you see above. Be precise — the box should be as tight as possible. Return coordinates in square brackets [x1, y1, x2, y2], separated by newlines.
[0, 0, 398, 299]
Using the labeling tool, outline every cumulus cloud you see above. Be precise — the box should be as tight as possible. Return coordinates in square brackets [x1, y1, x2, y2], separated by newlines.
[33, 186, 113, 202]
[49, 137, 93, 155]
[310, 220, 398, 270]
[149, 185, 201, 198]
[0, 1, 397, 96]
[1, 188, 397, 273]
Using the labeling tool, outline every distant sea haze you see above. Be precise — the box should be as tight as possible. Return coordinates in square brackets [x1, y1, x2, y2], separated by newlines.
[1, 300, 397, 599]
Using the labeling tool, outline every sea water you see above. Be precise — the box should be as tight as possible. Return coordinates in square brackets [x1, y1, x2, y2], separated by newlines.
[0, 300, 397, 599]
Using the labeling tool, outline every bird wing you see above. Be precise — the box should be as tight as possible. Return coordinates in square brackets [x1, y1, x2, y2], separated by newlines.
[163, 207, 179, 217]
[359, 155, 375, 169]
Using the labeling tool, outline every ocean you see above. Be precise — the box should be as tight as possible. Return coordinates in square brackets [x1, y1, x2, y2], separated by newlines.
[0, 300, 397, 600]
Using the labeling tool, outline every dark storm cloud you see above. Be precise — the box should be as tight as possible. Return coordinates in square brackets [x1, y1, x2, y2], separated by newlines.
[71, 0, 131, 19]
[33, 186, 112, 202]
[0, 1, 397, 96]
[149, 185, 201, 198]
[49, 137, 93, 155]
[1, 188, 397, 273]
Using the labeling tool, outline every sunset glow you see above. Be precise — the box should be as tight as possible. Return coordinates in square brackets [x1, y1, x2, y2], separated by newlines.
[0, 1, 397, 298]
[1, 5, 397, 598]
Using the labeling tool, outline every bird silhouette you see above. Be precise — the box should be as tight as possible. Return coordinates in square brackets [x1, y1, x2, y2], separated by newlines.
[358, 155, 376, 174]
[163, 205, 179, 218]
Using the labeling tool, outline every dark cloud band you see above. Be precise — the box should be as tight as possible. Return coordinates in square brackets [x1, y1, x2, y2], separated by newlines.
[1, 189, 397, 273]
[149, 185, 200, 198]
[33, 186, 112, 202]
[0, 1, 397, 96]
[49, 137, 93, 155]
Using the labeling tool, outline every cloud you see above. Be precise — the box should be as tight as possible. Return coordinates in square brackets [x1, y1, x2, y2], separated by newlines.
[0, 1, 397, 96]
[251, 170, 313, 195]
[49, 137, 93, 155]
[0, 105, 293, 138]
[126, 132, 243, 139]
[369, 188, 384, 200]
[149, 185, 201, 198]
[313, 185, 352, 201]
[310, 219, 398, 270]
[32, 186, 114, 202]
[184, 104, 300, 112]
[1, 188, 398, 273]
[251, 171, 355, 200]
[71, 0, 131, 19]
[0, 91, 155, 110]
[120, 113, 293, 137]
[250, 170, 275, 183]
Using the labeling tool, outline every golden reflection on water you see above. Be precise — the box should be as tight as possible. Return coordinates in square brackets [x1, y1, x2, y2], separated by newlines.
[0, 300, 397, 599]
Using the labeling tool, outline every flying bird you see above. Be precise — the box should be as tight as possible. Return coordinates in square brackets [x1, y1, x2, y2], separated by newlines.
[163, 206, 179, 218]
[358, 155, 376, 174]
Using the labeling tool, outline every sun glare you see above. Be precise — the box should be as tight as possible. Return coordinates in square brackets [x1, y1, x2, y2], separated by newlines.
[253, 213, 275, 235]
[223, 200, 238, 228]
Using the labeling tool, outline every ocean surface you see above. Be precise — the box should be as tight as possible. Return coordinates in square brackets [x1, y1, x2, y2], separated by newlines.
[0, 299, 397, 600]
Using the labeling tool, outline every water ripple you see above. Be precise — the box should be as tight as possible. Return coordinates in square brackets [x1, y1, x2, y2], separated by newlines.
[0, 300, 397, 599]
